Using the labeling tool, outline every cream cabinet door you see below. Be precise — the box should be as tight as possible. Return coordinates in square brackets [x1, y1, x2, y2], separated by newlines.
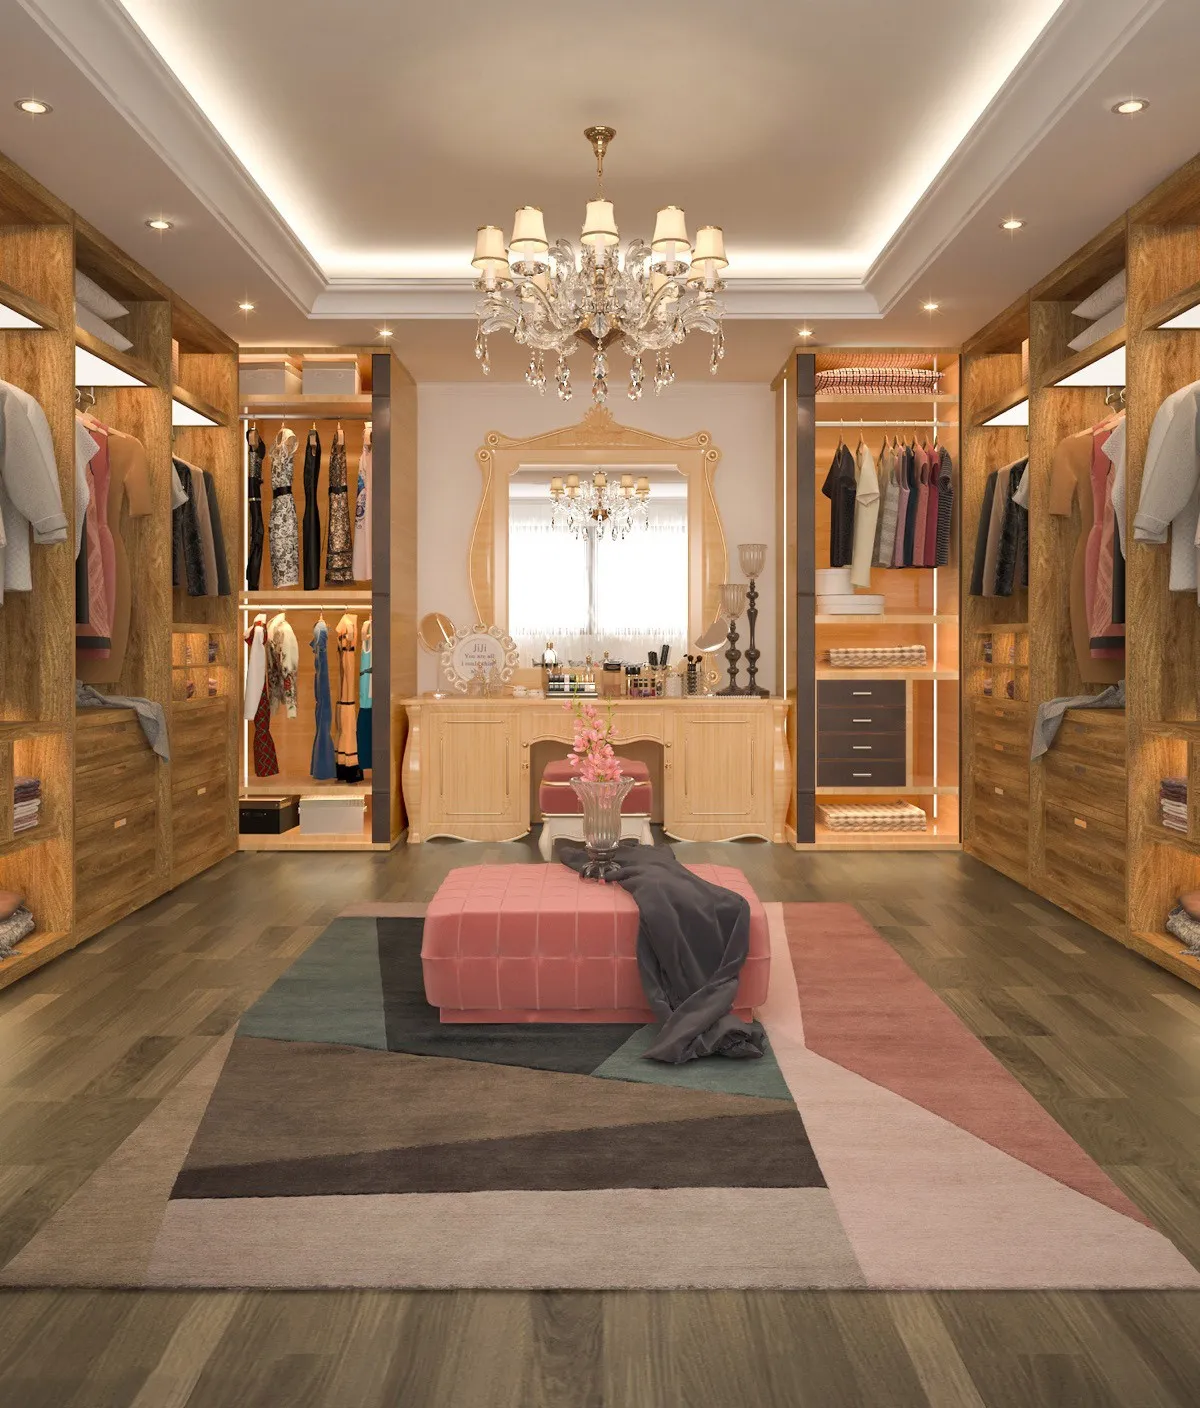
[427, 711, 521, 834]
[669, 709, 766, 834]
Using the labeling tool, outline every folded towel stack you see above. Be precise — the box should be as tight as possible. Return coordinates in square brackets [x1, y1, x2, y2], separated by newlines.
[819, 802, 928, 833]
[1160, 777, 1187, 833]
[0, 902, 34, 958]
[13, 776, 41, 835]
[824, 645, 927, 669]
[814, 367, 942, 396]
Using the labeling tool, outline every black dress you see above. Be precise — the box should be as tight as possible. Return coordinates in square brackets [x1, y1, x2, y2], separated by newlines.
[302, 428, 322, 590]
[245, 428, 266, 590]
[820, 444, 857, 568]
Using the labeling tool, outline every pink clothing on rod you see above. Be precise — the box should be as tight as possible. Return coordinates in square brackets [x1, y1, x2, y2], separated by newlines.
[923, 447, 941, 566]
[1089, 425, 1124, 658]
[891, 449, 911, 567]
[911, 446, 931, 567]
[75, 430, 113, 659]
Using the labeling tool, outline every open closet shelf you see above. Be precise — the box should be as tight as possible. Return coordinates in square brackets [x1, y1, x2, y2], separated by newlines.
[1041, 325, 1126, 388]
[1142, 276, 1200, 331]
[240, 589, 373, 608]
[0, 824, 61, 861]
[238, 831, 392, 853]
[814, 392, 959, 405]
[1145, 721, 1200, 742]
[973, 383, 1030, 427]
[0, 276, 57, 331]
[814, 613, 955, 625]
[815, 667, 959, 681]
[0, 721, 65, 742]
[239, 393, 373, 419]
[1125, 931, 1200, 987]
[1147, 823, 1200, 858]
[172, 382, 228, 428]
[240, 779, 372, 798]
[73, 323, 160, 389]
[0, 930, 74, 987]
[807, 825, 961, 851]
[815, 784, 960, 797]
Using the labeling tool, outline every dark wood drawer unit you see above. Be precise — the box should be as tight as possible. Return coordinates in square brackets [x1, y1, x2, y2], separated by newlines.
[817, 757, 907, 789]
[818, 679, 906, 709]
[818, 704, 906, 734]
[818, 733, 906, 762]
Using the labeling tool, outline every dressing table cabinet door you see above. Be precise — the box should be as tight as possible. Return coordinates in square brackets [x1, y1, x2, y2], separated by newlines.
[666, 707, 771, 840]
[424, 709, 522, 837]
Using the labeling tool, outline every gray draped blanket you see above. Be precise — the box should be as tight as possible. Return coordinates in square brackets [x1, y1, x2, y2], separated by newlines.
[557, 842, 766, 1065]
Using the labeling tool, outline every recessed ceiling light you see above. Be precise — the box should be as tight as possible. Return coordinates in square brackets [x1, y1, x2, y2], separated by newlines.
[378, 326, 393, 339]
[1000, 217, 1024, 231]
[238, 300, 255, 312]
[145, 218, 173, 231]
[796, 326, 813, 339]
[922, 300, 940, 313]
[1111, 97, 1149, 116]
[15, 98, 51, 115]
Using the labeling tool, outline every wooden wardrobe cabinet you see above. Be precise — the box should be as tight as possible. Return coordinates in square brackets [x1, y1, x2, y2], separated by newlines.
[422, 708, 523, 837]
[669, 706, 768, 835]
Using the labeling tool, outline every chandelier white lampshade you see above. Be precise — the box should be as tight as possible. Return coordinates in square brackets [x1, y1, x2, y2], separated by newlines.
[471, 125, 728, 403]
[548, 467, 651, 538]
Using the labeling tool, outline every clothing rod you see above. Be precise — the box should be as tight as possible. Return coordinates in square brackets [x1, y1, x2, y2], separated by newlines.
[239, 413, 374, 422]
[816, 419, 947, 428]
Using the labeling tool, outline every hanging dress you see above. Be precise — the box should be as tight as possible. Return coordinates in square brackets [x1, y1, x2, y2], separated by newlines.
[75, 424, 111, 655]
[246, 427, 266, 590]
[356, 616, 373, 771]
[310, 618, 336, 780]
[268, 427, 300, 588]
[352, 427, 372, 582]
[244, 614, 278, 777]
[301, 427, 322, 590]
[335, 612, 363, 782]
[325, 428, 354, 584]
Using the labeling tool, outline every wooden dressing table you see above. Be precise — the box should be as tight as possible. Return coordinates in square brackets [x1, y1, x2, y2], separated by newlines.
[401, 695, 790, 844]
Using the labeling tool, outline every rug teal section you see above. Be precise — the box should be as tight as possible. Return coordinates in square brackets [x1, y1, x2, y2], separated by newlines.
[239, 918, 387, 1050]
[592, 1025, 794, 1100]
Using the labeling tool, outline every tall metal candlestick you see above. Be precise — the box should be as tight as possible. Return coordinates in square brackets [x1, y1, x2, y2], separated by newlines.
[717, 582, 747, 696]
[738, 543, 768, 697]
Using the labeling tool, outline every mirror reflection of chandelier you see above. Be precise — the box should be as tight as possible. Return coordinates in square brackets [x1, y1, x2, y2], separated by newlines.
[471, 125, 728, 405]
[549, 469, 651, 538]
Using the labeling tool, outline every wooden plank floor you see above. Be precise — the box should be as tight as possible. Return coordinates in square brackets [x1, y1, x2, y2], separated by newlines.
[1, 837, 1199, 1406]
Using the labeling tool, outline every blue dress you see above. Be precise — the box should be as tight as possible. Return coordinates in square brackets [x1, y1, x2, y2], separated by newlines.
[356, 619, 373, 771]
[310, 620, 335, 780]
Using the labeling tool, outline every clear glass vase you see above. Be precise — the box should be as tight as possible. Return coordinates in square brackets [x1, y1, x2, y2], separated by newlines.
[570, 775, 634, 880]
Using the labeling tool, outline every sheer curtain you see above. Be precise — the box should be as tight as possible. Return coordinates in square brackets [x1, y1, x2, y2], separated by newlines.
[508, 493, 689, 664]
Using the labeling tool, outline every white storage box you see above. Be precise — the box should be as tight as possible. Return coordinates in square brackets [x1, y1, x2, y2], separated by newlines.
[302, 355, 361, 396]
[239, 355, 302, 397]
[818, 593, 884, 615]
[299, 794, 366, 836]
[815, 567, 853, 595]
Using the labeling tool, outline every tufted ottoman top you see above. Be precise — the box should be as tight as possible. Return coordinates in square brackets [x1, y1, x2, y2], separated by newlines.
[539, 757, 653, 816]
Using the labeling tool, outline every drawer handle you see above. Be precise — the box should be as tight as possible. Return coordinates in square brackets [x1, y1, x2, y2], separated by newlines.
[994, 786, 1004, 796]
[852, 745, 872, 751]
[852, 691, 872, 696]
[993, 743, 1004, 752]
[1074, 816, 1087, 829]
[196, 786, 207, 796]
[1073, 764, 1085, 776]
[852, 718, 872, 724]
[852, 772, 872, 778]
[113, 817, 127, 830]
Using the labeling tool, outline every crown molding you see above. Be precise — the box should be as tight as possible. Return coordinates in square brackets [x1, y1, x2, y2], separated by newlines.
[16, 0, 326, 311]
[863, 0, 1167, 312]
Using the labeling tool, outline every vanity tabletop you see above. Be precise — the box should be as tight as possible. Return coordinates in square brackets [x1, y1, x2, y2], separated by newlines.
[404, 693, 780, 706]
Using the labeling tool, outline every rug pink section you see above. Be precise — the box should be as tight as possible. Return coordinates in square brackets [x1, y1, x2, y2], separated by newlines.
[420, 863, 769, 1022]
[784, 902, 1149, 1225]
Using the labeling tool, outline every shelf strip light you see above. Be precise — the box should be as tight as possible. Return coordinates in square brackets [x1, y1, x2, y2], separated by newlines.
[1053, 345, 1125, 388]
[982, 399, 1029, 427]
[0, 301, 42, 330]
[75, 344, 148, 388]
[1159, 303, 1200, 330]
[172, 397, 220, 427]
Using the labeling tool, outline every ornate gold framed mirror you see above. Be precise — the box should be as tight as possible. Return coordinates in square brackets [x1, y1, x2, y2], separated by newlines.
[468, 405, 727, 645]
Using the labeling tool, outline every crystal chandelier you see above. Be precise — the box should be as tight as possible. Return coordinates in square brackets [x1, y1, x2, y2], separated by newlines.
[549, 469, 650, 538]
[471, 126, 728, 404]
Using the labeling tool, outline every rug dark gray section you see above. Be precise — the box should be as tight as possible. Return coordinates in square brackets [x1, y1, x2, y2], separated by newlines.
[377, 917, 639, 1074]
[172, 1110, 825, 1197]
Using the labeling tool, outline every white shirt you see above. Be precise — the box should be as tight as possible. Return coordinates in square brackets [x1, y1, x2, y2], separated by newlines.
[244, 614, 268, 721]
[1133, 382, 1200, 597]
[849, 442, 880, 590]
[0, 380, 68, 601]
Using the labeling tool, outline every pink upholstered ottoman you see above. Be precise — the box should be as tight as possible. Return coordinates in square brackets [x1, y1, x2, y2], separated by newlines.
[421, 863, 770, 1023]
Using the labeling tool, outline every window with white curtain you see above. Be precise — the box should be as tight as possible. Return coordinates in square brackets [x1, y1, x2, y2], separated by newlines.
[508, 473, 688, 664]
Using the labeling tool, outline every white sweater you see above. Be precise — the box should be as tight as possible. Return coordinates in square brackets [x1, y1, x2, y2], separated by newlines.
[0, 381, 68, 601]
[849, 443, 880, 590]
[1132, 382, 1200, 597]
[244, 615, 268, 721]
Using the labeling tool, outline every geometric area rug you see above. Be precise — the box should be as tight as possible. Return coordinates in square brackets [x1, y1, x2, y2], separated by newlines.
[2, 902, 1197, 1291]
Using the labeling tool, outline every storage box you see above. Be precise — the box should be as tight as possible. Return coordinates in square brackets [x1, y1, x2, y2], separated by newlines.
[299, 793, 367, 836]
[302, 355, 361, 396]
[815, 567, 853, 595]
[818, 593, 884, 615]
[239, 356, 302, 397]
[239, 795, 300, 834]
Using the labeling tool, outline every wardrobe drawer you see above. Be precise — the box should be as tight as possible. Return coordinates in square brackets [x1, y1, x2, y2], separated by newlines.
[76, 714, 153, 769]
[973, 745, 1029, 802]
[974, 729, 1026, 776]
[172, 739, 228, 789]
[173, 700, 229, 753]
[818, 679, 906, 709]
[172, 773, 229, 814]
[1042, 801, 1126, 929]
[75, 802, 159, 933]
[173, 787, 233, 871]
[817, 758, 907, 789]
[817, 733, 906, 762]
[75, 745, 157, 819]
[974, 700, 1029, 751]
[818, 704, 906, 734]
[1044, 711, 1126, 781]
[1043, 751, 1126, 825]
[969, 788, 1029, 876]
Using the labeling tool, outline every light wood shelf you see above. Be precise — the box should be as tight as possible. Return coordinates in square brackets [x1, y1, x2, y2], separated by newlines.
[0, 930, 75, 993]
[74, 323, 161, 389]
[1124, 931, 1200, 991]
[172, 382, 228, 428]
[240, 588, 373, 608]
[1145, 822, 1200, 858]
[972, 382, 1030, 427]
[238, 830, 392, 852]
[804, 824, 961, 852]
[0, 276, 58, 331]
[1142, 277, 1200, 331]
[814, 391, 960, 405]
[240, 779, 372, 797]
[0, 823, 60, 861]
[815, 785, 960, 797]
[815, 613, 956, 625]
[239, 393, 373, 420]
[0, 721, 65, 742]
[1040, 325, 1126, 388]
[815, 667, 959, 681]
[1145, 720, 1200, 742]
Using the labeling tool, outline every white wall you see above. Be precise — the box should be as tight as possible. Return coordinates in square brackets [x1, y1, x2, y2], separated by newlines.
[417, 382, 776, 693]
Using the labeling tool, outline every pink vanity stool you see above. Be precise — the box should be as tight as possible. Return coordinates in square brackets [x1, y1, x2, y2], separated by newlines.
[421, 862, 771, 1023]
[537, 756, 654, 861]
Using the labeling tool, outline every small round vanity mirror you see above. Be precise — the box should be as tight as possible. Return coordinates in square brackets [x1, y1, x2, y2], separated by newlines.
[694, 619, 728, 653]
[418, 612, 455, 653]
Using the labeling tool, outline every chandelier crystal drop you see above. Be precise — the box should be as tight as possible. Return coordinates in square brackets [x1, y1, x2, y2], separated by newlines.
[548, 469, 651, 539]
[472, 126, 728, 404]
